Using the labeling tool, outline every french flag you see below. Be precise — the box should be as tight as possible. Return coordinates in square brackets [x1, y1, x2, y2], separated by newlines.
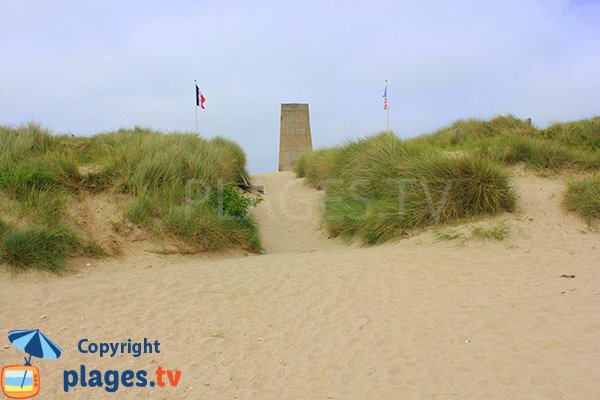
[195, 84, 206, 109]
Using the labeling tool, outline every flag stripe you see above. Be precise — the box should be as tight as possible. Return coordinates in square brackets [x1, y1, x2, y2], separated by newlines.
[383, 85, 388, 110]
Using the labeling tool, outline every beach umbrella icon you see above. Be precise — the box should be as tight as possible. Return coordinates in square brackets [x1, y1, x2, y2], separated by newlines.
[8, 329, 62, 365]
[7, 329, 62, 389]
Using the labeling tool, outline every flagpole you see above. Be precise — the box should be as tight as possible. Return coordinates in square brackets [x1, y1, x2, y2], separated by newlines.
[194, 80, 198, 135]
[386, 106, 390, 132]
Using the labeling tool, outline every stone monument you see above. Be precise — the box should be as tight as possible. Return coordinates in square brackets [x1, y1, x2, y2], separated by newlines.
[278, 103, 313, 171]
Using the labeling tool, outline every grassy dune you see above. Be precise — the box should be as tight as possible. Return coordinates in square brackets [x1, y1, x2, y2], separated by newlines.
[0, 124, 261, 271]
[295, 115, 600, 243]
[563, 175, 600, 226]
[295, 133, 515, 243]
[413, 115, 600, 171]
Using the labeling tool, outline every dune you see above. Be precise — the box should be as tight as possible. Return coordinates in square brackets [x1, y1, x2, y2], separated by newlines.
[1, 169, 599, 399]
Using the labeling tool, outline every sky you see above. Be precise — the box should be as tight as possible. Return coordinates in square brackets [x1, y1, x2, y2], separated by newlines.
[1, 0, 599, 173]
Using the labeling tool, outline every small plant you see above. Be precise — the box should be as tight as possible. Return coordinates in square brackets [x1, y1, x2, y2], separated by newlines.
[434, 228, 465, 242]
[213, 183, 262, 218]
[471, 222, 510, 241]
[210, 331, 227, 339]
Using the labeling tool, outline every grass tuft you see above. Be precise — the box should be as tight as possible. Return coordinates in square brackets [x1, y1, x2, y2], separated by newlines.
[434, 229, 465, 242]
[471, 222, 510, 241]
[563, 175, 600, 226]
[0, 225, 80, 272]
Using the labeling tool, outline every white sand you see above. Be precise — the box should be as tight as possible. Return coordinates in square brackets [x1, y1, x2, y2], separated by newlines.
[1, 169, 599, 399]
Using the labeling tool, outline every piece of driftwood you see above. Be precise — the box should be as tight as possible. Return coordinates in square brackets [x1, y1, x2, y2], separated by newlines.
[237, 183, 264, 194]
[559, 274, 575, 279]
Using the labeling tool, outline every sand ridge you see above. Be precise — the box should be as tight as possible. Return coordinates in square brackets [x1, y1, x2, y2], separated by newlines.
[1, 168, 599, 399]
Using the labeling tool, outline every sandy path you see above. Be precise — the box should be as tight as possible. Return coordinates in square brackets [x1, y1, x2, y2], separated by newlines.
[1, 169, 599, 399]
[251, 171, 345, 253]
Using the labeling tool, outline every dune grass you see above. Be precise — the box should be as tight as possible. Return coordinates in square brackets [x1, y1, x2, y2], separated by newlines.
[296, 132, 515, 244]
[410, 115, 600, 172]
[434, 221, 510, 244]
[0, 224, 80, 272]
[416, 115, 600, 224]
[471, 221, 510, 241]
[0, 123, 261, 271]
[296, 114, 600, 243]
[542, 117, 600, 150]
[563, 175, 600, 226]
[434, 228, 465, 242]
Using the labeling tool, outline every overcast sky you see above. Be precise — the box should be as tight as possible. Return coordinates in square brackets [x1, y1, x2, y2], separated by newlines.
[1, 0, 599, 172]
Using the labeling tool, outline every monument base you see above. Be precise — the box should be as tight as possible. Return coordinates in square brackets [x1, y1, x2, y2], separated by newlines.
[278, 103, 313, 171]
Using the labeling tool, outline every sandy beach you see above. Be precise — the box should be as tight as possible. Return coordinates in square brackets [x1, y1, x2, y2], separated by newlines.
[1, 170, 599, 399]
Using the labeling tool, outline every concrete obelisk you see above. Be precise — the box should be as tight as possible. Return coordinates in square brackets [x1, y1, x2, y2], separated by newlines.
[278, 103, 313, 171]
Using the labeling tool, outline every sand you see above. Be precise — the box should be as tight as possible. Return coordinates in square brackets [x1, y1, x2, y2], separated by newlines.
[1, 169, 599, 399]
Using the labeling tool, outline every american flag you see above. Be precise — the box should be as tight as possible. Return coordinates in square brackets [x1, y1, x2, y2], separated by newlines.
[383, 82, 388, 110]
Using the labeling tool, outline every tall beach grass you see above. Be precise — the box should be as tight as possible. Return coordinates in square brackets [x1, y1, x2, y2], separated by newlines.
[296, 114, 600, 242]
[0, 124, 262, 271]
[563, 175, 600, 226]
[295, 132, 515, 243]
[410, 115, 600, 171]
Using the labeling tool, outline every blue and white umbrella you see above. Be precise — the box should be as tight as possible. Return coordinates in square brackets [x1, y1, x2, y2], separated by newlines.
[8, 329, 62, 365]
[7, 329, 62, 390]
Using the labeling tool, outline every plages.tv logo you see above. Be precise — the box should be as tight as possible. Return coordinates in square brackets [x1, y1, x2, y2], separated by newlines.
[1, 329, 62, 399]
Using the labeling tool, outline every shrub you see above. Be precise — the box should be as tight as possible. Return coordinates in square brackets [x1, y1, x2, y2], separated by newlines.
[212, 183, 262, 218]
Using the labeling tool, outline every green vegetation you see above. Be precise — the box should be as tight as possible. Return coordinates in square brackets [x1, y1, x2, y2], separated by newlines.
[563, 175, 600, 226]
[0, 123, 262, 272]
[434, 228, 465, 242]
[295, 132, 515, 244]
[0, 225, 80, 272]
[543, 117, 600, 150]
[295, 115, 600, 242]
[471, 222, 510, 241]
[412, 115, 600, 172]
[434, 221, 510, 244]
